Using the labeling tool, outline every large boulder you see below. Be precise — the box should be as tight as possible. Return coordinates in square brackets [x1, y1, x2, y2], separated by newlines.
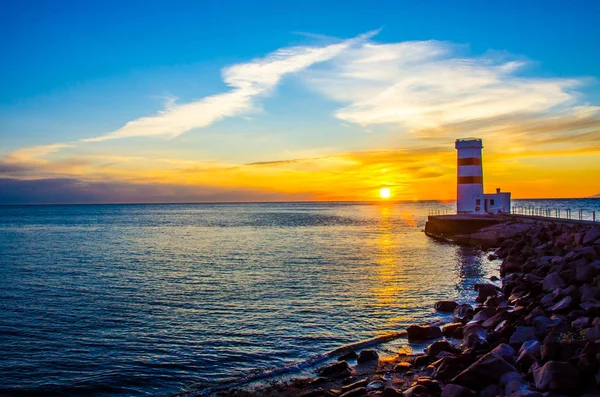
[532, 361, 580, 391]
[407, 325, 443, 341]
[451, 350, 517, 390]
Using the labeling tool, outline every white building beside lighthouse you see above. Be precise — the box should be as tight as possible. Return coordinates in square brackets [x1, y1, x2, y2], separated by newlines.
[455, 138, 511, 214]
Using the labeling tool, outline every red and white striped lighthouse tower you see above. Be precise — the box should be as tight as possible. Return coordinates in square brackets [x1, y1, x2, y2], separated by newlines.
[455, 138, 484, 213]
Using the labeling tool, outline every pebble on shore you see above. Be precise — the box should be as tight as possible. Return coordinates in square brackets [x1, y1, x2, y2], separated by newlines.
[218, 223, 600, 397]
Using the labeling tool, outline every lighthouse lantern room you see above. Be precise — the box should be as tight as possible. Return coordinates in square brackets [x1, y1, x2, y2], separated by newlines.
[455, 138, 511, 214]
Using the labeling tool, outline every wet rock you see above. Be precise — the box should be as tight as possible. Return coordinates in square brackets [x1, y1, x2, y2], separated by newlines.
[403, 385, 429, 397]
[339, 387, 367, 397]
[533, 360, 580, 391]
[366, 380, 384, 392]
[481, 311, 509, 329]
[472, 307, 497, 323]
[440, 384, 476, 397]
[413, 355, 431, 367]
[407, 325, 443, 341]
[461, 324, 488, 350]
[356, 349, 378, 363]
[435, 300, 459, 312]
[394, 362, 412, 372]
[338, 350, 358, 361]
[509, 326, 537, 347]
[454, 304, 474, 322]
[542, 272, 565, 292]
[500, 371, 524, 395]
[442, 322, 464, 338]
[451, 350, 517, 390]
[425, 340, 459, 357]
[475, 283, 499, 303]
[319, 361, 350, 377]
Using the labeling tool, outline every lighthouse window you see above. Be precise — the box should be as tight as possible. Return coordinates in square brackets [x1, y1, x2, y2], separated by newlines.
[476, 199, 481, 205]
[491, 199, 495, 205]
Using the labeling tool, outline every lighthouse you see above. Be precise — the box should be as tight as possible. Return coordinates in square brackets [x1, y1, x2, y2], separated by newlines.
[455, 138, 510, 214]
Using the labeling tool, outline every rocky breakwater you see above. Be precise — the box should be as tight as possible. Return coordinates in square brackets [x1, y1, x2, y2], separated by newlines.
[403, 222, 600, 397]
[219, 222, 600, 397]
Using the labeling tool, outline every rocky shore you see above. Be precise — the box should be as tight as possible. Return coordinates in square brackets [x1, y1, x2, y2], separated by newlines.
[217, 220, 600, 397]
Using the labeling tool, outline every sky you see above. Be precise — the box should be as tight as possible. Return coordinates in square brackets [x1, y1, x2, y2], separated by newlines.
[1, 0, 599, 203]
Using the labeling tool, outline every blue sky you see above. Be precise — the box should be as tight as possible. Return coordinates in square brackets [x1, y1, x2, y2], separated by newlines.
[1, 0, 599, 202]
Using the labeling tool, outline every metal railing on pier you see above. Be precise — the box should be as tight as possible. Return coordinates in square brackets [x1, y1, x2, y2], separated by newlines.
[428, 208, 453, 216]
[511, 206, 598, 222]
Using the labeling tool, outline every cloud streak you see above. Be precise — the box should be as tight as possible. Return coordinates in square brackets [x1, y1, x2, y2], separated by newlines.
[83, 31, 376, 142]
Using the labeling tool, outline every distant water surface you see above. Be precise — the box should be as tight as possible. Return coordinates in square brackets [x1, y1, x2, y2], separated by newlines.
[0, 199, 597, 396]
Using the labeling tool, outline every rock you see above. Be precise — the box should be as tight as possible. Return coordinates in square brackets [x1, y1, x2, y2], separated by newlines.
[382, 387, 403, 397]
[300, 388, 326, 397]
[413, 355, 430, 367]
[580, 284, 600, 302]
[515, 350, 537, 371]
[319, 361, 350, 376]
[583, 227, 600, 245]
[542, 272, 565, 292]
[533, 361, 580, 391]
[425, 340, 458, 357]
[340, 387, 367, 397]
[451, 350, 517, 390]
[510, 389, 543, 397]
[407, 325, 443, 340]
[442, 323, 464, 338]
[441, 384, 476, 397]
[338, 350, 358, 361]
[366, 380, 384, 392]
[500, 371, 524, 395]
[572, 317, 591, 329]
[509, 327, 537, 346]
[461, 324, 488, 350]
[435, 300, 459, 312]
[356, 350, 378, 363]
[432, 355, 474, 382]
[490, 343, 516, 363]
[519, 340, 542, 358]
[341, 379, 368, 392]
[393, 362, 412, 371]
[475, 283, 499, 303]
[403, 385, 429, 397]
[480, 384, 502, 397]
[454, 304, 474, 322]
[549, 296, 572, 312]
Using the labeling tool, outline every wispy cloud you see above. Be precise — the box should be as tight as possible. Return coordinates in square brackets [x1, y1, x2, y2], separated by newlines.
[304, 41, 597, 145]
[83, 31, 377, 143]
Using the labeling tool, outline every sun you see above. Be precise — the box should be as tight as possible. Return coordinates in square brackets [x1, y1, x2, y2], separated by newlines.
[379, 187, 391, 199]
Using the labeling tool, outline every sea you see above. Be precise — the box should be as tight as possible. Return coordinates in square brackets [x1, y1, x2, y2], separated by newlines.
[1, 199, 598, 396]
